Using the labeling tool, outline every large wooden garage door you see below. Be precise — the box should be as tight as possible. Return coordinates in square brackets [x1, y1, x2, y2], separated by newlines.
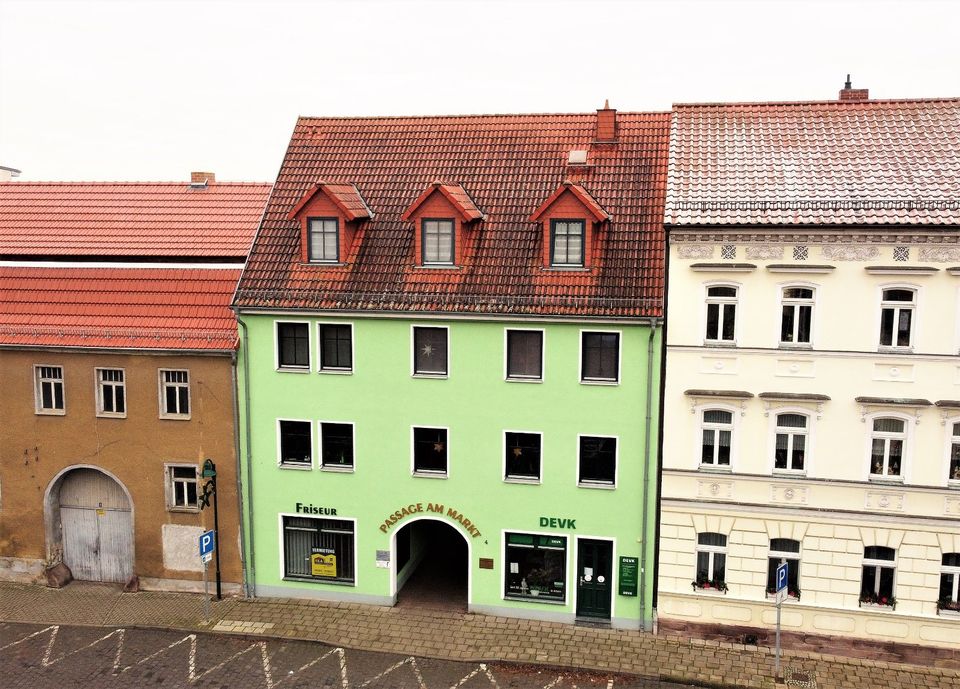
[59, 469, 133, 583]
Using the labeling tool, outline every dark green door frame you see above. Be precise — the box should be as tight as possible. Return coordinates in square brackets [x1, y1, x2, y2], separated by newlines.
[576, 538, 612, 619]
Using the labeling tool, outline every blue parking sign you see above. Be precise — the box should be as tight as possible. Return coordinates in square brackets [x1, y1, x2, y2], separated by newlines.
[199, 530, 215, 561]
[776, 562, 788, 591]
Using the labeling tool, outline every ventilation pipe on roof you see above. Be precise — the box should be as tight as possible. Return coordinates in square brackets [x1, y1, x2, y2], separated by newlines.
[596, 99, 617, 142]
[190, 171, 216, 188]
[839, 75, 869, 101]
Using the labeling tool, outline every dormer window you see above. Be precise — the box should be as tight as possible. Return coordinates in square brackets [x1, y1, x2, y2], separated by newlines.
[308, 218, 340, 262]
[530, 181, 608, 270]
[422, 219, 455, 265]
[550, 220, 585, 267]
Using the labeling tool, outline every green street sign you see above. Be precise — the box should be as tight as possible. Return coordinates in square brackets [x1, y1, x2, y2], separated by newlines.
[619, 556, 638, 597]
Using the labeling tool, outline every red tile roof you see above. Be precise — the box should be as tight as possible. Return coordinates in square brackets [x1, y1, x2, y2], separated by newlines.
[0, 266, 242, 351]
[401, 181, 485, 222]
[235, 113, 670, 318]
[666, 97, 960, 226]
[288, 182, 373, 221]
[529, 181, 609, 222]
[0, 182, 271, 258]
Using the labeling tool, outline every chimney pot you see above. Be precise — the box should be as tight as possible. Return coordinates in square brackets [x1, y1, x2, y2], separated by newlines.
[190, 171, 215, 185]
[596, 101, 617, 142]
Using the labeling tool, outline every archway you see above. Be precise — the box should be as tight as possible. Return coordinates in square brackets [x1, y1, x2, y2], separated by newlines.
[44, 466, 135, 584]
[393, 518, 469, 611]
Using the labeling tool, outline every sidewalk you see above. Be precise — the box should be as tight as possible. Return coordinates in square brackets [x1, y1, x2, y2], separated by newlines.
[1, 581, 957, 689]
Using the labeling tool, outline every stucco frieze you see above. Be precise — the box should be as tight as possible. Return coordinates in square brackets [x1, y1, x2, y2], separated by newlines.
[918, 246, 960, 262]
[696, 480, 733, 499]
[864, 491, 905, 512]
[677, 245, 714, 259]
[670, 233, 960, 246]
[769, 484, 809, 505]
[745, 245, 784, 260]
[821, 245, 880, 261]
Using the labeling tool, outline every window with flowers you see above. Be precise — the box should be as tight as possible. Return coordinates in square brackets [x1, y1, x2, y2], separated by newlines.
[693, 532, 728, 592]
[766, 539, 801, 600]
[939, 553, 960, 614]
[860, 546, 896, 609]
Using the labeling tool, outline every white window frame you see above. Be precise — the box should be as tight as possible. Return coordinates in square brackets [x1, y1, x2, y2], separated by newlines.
[316, 321, 355, 374]
[941, 553, 960, 607]
[767, 538, 801, 600]
[95, 367, 127, 418]
[946, 418, 960, 487]
[698, 406, 734, 471]
[576, 433, 618, 489]
[274, 319, 312, 372]
[307, 217, 340, 263]
[866, 413, 909, 482]
[695, 532, 728, 587]
[164, 462, 200, 512]
[778, 284, 815, 348]
[503, 327, 545, 383]
[770, 410, 810, 475]
[410, 324, 450, 378]
[158, 368, 191, 419]
[319, 419, 356, 472]
[703, 283, 739, 345]
[502, 429, 543, 484]
[34, 364, 65, 415]
[276, 418, 314, 470]
[578, 329, 622, 385]
[861, 546, 897, 605]
[410, 425, 450, 478]
[421, 218, 456, 266]
[877, 285, 917, 351]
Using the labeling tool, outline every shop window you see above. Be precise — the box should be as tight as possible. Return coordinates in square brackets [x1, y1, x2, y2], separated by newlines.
[279, 419, 312, 467]
[506, 329, 543, 380]
[695, 532, 727, 591]
[319, 323, 353, 372]
[412, 326, 448, 376]
[308, 218, 340, 262]
[321, 422, 354, 470]
[581, 331, 619, 383]
[766, 538, 801, 599]
[705, 285, 737, 343]
[504, 532, 567, 602]
[774, 413, 808, 473]
[277, 322, 310, 370]
[870, 417, 905, 480]
[96, 368, 126, 417]
[939, 553, 960, 613]
[879, 288, 915, 349]
[34, 364, 64, 414]
[422, 219, 455, 265]
[504, 431, 541, 482]
[159, 369, 190, 418]
[780, 287, 813, 345]
[701, 409, 733, 468]
[550, 219, 585, 267]
[282, 516, 355, 584]
[413, 427, 447, 475]
[578, 435, 616, 486]
[860, 546, 896, 608]
[949, 422, 960, 485]
[166, 464, 199, 511]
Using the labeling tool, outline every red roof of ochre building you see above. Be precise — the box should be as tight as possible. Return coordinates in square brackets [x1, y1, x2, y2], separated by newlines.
[666, 97, 960, 226]
[0, 266, 243, 351]
[235, 112, 670, 318]
[0, 182, 271, 258]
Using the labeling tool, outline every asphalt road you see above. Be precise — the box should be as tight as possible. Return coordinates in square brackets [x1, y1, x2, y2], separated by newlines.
[0, 622, 697, 689]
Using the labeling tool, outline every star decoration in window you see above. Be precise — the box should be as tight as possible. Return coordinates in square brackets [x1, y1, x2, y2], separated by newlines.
[433, 442, 445, 453]
[421, 344, 434, 357]
[512, 447, 523, 457]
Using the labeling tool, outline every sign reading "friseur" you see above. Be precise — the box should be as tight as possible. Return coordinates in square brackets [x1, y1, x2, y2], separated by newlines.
[379, 503, 481, 538]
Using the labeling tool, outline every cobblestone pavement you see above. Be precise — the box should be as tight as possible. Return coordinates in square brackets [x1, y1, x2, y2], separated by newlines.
[0, 623, 691, 689]
[1, 582, 959, 689]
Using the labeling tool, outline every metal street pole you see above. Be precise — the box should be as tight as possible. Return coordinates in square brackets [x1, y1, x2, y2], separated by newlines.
[212, 469, 222, 600]
[203, 559, 210, 622]
[775, 597, 781, 676]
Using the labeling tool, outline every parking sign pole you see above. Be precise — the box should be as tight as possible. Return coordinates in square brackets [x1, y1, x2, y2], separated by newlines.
[775, 596, 781, 675]
[203, 559, 210, 622]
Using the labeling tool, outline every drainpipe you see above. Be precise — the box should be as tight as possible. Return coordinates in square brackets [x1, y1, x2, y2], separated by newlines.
[237, 317, 256, 597]
[230, 349, 249, 598]
[640, 317, 659, 632]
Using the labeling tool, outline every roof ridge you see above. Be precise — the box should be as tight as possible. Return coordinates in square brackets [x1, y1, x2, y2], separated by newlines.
[0, 181, 272, 187]
[673, 96, 960, 109]
[297, 111, 670, 122]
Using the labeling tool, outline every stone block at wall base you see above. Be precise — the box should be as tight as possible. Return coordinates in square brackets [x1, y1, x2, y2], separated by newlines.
[138, 576, 242, 596]
[657, 618, 960, 669]
[45, 563, 72, 588]
[0, 556, 45, 584]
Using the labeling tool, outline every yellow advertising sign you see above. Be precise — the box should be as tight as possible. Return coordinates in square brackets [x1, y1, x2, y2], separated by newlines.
[311, 552, 337, 577]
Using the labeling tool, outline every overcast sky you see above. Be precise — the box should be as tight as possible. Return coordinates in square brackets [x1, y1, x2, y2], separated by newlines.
[1, 0, 958, 183]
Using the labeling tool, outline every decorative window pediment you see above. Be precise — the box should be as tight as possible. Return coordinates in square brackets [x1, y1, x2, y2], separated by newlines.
[287, 181, 373, 265]
[401, 181, 483, 267]
[401, 181, 484, 223]
[529, 181, 609, 269]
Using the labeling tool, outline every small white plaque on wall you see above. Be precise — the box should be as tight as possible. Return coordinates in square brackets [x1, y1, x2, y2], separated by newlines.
[697, 480, 734, 500]
[865, 491, 905, 512]
[774, 359, 815, 378]
[770, 484, 809, 505]
[872, 363, 914, 383]
[700, 356, 738, 375]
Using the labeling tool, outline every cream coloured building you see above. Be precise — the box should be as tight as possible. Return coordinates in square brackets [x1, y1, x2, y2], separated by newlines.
[657, 85, 960, 649]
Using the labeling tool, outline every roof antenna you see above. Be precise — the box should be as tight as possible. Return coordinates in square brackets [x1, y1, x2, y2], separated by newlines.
[844, 74, 852, 89]
[603, 98, 610, 109]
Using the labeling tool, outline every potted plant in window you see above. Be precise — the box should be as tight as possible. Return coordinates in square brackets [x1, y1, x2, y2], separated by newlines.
[937, 597, 960, 614]
[692, 577, 728, 593]
[766, 586, 801, 601]
[859, 592, 896, 610]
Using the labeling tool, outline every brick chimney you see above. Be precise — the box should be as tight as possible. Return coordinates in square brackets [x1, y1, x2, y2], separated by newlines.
[839, 75, 869, 101]
[596, 100, 617, 141]
[190, 171, 216, 185]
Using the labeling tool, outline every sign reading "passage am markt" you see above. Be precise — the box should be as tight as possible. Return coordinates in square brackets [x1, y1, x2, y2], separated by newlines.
[379, 503, 481, 538]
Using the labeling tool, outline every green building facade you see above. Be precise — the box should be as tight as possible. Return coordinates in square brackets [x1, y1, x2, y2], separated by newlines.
[234, 109, 669, 630]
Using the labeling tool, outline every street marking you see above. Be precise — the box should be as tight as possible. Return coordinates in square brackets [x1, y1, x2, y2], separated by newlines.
[354, 656, 428, 689]
[450, 662, 501, 689]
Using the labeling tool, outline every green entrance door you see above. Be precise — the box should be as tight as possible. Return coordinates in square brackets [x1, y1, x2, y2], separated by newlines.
[576, 539, 612, 619]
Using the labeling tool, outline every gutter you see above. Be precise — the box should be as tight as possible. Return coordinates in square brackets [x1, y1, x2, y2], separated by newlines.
[230, 349, 249, 598]
[640, 316, 659, 632]
[237, 317, 257, 597]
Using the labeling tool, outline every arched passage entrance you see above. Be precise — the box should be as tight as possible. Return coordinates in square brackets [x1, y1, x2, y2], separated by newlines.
[44, 467, 134, 584]
[393, 518, 469, 611]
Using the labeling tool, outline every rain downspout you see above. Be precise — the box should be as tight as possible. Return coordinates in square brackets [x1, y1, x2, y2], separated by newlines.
[237, 317, 256, 597]
[230, 349, 249, 598]
[640, 317, 659, 632]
